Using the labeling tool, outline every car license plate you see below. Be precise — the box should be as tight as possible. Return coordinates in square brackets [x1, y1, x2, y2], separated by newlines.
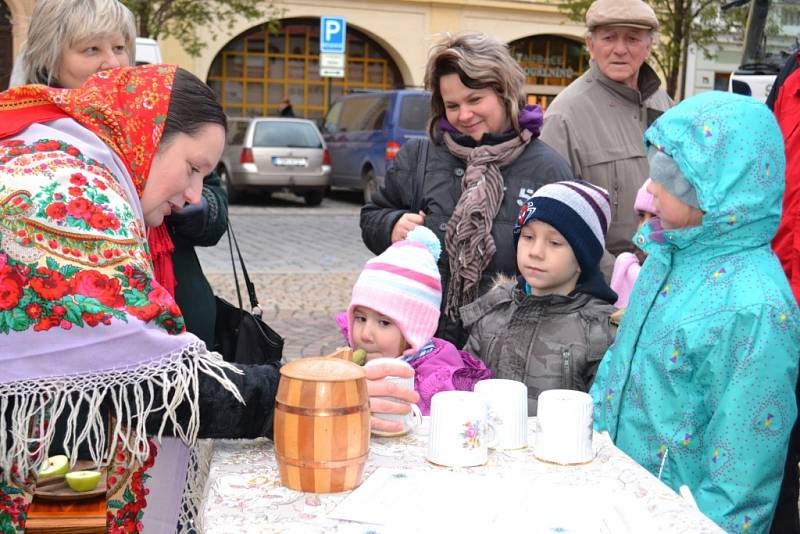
[273, 157, 307, 167]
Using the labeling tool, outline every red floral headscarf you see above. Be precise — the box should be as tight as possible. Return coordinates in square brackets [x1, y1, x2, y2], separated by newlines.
[0, 64, 180, 294]
[0, 64, 175, 194]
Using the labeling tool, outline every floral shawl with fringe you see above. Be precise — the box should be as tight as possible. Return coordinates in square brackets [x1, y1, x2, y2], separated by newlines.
[0, 65, 241, 532]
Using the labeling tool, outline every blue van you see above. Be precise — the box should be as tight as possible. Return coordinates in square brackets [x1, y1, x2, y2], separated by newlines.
[321, 89, 430, 202]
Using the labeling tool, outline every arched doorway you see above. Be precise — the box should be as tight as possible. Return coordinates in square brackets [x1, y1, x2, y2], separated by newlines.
[509, 35, 589, 110]
[207, 18, 404, 119]
[0, 1, 12, 90]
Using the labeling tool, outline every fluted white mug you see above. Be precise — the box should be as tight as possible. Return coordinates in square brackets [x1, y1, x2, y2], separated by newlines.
[426, 390, 498, 467]
[474, 379, 528, 450]
[534, 389, 594, 465]
[364, 358, 422, 437]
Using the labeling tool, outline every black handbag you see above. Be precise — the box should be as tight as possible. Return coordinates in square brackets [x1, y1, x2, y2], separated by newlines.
[213, 222, 284, 365]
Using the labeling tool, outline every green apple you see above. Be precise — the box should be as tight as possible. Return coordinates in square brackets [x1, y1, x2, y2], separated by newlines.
[351, 349, 367, 366]
[38, 455, 69, 478]
[65, 470, 102, 492]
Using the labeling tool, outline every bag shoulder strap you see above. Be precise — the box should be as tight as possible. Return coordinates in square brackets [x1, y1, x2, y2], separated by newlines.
[226, 221, 262, 317]
[411, 137, 429, 213]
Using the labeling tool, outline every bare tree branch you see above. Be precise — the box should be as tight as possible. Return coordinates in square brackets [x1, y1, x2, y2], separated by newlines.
[121, 0, 284, 57]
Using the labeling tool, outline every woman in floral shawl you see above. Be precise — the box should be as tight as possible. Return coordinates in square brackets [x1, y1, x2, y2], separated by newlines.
[0, 65, 279, 533]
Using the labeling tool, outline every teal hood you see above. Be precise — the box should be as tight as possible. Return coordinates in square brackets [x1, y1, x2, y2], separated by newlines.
[642, 91, 785, 251]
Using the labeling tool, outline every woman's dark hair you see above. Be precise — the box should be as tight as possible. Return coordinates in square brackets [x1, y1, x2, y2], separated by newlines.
[160, 68, 227, 148]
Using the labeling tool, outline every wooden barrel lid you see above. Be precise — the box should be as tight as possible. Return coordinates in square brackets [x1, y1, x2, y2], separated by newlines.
[280, 357, 366, 381]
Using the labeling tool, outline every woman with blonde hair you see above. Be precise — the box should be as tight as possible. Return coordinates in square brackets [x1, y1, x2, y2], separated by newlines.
[361, 32, 575, 346]
[10, 0, 136, 87]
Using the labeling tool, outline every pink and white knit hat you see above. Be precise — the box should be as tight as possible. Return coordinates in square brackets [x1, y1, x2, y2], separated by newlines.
[634, 178, 656, 215]
[347, 226, 442, 353]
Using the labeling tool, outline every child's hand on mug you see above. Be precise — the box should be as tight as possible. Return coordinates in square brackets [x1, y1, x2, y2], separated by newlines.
[364, 361, 420, 433]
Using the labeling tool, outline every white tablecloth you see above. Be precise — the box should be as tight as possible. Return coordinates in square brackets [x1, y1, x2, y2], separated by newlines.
[201, 417, 724, 533]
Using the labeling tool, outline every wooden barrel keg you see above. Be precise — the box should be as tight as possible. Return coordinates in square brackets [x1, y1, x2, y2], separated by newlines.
[274, 357, 370, 493]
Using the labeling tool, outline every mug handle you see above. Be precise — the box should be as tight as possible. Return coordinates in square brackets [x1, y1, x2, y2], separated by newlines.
[484, 419, 500, 449]
[408, 403, 423, 427]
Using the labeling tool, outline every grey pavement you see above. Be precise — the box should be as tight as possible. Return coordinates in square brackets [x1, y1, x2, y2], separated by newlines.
[196, 190, 374, 361]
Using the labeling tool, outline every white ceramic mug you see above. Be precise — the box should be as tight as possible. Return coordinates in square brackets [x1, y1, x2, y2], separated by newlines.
[474, 379, 528, 450]
[364, 358, 422, 437]
[534, 389, 594, 465]
[426, 390, 498, 467]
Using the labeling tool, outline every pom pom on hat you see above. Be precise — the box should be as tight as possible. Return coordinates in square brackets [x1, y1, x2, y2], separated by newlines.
[347, 227, 443, 354]
[406, 226, 441, 262]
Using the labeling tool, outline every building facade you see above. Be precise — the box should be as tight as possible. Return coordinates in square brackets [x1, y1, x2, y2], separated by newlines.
[4, 0, 591, 118]
[683, 2, 800, 101]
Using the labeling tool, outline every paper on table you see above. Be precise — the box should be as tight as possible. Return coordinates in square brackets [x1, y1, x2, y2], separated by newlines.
[329, 467, 656, 533]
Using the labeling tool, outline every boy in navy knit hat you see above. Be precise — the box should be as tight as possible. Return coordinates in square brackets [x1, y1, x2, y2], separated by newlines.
[461, 180, 618, 414]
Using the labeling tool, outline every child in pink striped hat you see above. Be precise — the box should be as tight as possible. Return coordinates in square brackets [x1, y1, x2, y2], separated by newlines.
[610, 179, 657, 308]
[336, 226, 491, 416]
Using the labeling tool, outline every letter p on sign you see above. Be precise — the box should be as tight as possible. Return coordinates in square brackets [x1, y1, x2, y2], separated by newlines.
[320, 16, 346, 54]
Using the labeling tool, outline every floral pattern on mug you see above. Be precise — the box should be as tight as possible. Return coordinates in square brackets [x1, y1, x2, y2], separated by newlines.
[462, 421, 482, 449]
[488, 409, 504, 427]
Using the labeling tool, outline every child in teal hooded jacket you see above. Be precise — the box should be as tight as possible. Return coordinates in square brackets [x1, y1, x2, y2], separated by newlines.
[590, 91, 800, 533]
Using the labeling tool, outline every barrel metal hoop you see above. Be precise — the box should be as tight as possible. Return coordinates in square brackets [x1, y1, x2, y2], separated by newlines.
[275, 400, 366, 417]
[276, 452, 369, 469]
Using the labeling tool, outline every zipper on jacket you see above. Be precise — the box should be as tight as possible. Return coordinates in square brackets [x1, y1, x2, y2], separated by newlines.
[486, 336, 499, 374]
[562, 348, 572, 389]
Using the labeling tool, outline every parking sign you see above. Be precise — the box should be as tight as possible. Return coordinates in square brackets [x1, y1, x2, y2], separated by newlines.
[320, 16, 346, 54]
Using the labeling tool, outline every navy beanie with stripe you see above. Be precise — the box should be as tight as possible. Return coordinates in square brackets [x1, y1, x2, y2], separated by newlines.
[513, 180, 612, 279]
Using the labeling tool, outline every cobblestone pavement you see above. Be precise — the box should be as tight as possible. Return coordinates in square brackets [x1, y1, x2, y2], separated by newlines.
[197, 190, 373, 361]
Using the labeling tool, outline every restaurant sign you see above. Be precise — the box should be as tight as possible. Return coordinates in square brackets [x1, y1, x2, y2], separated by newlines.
[518, 53, 578, 82]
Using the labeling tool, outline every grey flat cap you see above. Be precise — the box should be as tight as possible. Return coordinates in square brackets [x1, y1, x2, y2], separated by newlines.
[586, 0, 659, 31]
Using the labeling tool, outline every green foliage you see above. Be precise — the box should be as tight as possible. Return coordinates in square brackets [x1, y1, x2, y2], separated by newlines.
[120, 0, 286, 57]
[556, 0, 748, 98]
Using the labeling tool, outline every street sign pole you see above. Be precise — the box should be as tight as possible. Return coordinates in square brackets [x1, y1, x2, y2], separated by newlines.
[320, 16, 347, 113]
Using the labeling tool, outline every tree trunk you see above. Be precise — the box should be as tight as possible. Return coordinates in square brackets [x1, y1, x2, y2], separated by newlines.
[667, 0, 688, 99]
[678, 24, 691, 101]
[136, 3, 151, 39]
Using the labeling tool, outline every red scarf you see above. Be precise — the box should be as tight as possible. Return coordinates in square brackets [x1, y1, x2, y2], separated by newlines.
[0, 64, 178, 294]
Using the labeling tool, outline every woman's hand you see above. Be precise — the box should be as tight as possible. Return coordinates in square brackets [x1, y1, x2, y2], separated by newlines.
[365, 361, 420, 433]
[390, 211, 426, 243]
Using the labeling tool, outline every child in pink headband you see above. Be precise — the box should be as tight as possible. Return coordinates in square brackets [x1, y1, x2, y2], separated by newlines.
[610, 179, 657, 308]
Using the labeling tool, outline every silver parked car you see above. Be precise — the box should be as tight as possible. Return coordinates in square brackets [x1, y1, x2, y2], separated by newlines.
[218, 117, 331, 206]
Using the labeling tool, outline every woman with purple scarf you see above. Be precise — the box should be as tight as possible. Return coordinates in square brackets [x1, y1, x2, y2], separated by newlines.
[361, 32, 575, 347]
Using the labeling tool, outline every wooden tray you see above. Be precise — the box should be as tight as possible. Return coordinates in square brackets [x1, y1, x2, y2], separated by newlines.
[35, 461, 106, 502]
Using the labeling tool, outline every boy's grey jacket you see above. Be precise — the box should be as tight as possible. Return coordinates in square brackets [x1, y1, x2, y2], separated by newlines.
[461, 278, 616, 415]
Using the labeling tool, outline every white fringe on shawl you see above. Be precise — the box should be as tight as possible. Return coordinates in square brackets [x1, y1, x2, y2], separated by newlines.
[178, 439, 214, 533]
[0, 340, 242, 480]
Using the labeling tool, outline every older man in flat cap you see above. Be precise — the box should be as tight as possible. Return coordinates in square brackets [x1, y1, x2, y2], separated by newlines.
[541, 0, 672, 259]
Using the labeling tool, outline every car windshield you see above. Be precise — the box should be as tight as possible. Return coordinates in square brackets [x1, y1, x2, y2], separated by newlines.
[398, 94, 431, 131]
[253, 122, 322, 148]
[766, 1, 800, 60]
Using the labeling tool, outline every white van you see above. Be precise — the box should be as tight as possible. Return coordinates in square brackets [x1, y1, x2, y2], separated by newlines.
[135, 37, 162, 65]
